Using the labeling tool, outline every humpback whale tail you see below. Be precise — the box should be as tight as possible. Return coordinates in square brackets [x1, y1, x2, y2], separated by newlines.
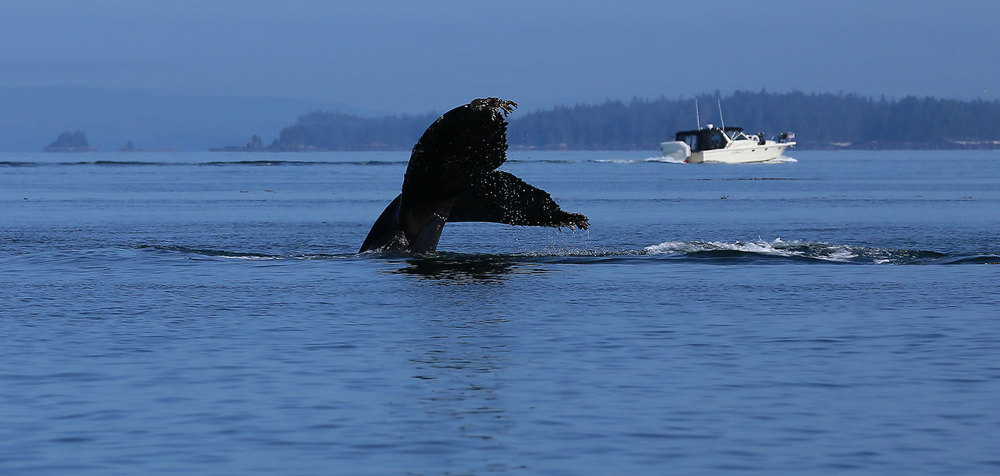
[360, 98, 588, 254]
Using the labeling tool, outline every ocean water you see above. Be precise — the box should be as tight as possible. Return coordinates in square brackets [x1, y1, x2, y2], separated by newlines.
[1, 150, 998, 475]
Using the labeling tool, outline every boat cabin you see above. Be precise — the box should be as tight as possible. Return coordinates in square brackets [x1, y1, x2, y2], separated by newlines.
[674, 125, 765, 152]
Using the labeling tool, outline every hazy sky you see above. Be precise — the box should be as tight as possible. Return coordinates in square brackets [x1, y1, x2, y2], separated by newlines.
[2, 0, 997, 113]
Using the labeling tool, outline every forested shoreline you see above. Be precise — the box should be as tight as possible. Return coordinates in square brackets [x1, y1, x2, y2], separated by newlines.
[240, 91, 1000, 151]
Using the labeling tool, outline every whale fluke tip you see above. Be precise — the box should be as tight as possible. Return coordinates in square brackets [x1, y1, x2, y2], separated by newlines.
[469, 97, 517, 117]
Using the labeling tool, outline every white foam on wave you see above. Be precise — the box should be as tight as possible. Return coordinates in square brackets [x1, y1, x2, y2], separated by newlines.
[591, 156, 687, 164]
[827, 247, 859, 261]
[592, 158, 642, 164]
[644, 237, 790, 255]
[643, 238, 861, 263]
[702, 156, 799, 165]
[643, 156, 686, 164]
[765, 156, 798, 163]
[223, 254, 281, 260]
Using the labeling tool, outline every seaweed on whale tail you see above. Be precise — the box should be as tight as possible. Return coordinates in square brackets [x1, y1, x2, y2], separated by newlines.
[359, 98, 589, 254]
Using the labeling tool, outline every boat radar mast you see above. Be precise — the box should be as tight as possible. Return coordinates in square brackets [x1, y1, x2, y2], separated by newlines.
[717, 98, 725, 131]
[695, 98, 701, 129]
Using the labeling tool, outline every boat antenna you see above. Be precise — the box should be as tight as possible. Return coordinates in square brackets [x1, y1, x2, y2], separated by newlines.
[717, 98, 725, 130]
[695, 98, 701, 129]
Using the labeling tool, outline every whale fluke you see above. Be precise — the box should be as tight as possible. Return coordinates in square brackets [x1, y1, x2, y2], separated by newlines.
[360, 98, 588, 254]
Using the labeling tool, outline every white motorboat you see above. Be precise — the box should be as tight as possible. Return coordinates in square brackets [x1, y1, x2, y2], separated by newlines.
[660, 125, 796, 163]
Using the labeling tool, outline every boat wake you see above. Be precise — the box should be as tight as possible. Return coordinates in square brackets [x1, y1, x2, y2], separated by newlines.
[765, 155, 798, 163]
[701, 155, 799, 164]
[591, 156, 686, 164]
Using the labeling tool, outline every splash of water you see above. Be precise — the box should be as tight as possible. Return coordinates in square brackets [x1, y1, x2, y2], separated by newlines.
[643, 238, 950, 264]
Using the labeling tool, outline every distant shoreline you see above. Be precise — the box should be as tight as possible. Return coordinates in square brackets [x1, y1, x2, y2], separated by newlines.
[12, 90, 1000, 153]
[208, 92, 1000, 153]
[203, 142, 1000, 152]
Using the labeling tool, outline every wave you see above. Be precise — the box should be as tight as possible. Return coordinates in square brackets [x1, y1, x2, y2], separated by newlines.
[4, 160, 165, 167]
[642, 238, 953, 264]
[68, 160, 175, 166]
[196, 160, 408, 167]
[136, 244, 284, 260]
[506, 159, 579, 164]
[136, 244, 359, 261]
[938, 254, 1000, 265]
[139, 239, 995, 266]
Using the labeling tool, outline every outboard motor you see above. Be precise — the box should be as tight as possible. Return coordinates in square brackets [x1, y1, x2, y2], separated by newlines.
[660, 141, 691, 162]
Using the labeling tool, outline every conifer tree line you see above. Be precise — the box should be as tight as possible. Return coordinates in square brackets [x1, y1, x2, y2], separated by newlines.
[268, 91, 1000, 151]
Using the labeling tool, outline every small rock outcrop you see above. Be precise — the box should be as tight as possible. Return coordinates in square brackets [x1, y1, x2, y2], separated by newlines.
[43, 130, 96, 152]
[118, 140, 144, 152]
[209, 134, 269, 152]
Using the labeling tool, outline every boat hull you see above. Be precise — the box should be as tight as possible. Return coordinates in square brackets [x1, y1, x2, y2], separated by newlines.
[687, 142, 795, 164]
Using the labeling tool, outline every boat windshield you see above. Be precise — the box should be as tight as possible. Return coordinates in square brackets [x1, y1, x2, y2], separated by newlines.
[726, 129, 754, 141]
[706, 129, 726, 149]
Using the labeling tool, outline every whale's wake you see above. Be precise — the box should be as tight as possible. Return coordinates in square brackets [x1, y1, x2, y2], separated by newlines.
[140, 238, 997, 266]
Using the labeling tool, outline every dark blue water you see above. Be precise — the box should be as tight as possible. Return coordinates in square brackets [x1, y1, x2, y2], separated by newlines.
[2, 150, 998, 475]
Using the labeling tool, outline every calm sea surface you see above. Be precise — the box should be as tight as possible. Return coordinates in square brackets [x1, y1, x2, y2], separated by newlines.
[1, 150, 998, 475]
